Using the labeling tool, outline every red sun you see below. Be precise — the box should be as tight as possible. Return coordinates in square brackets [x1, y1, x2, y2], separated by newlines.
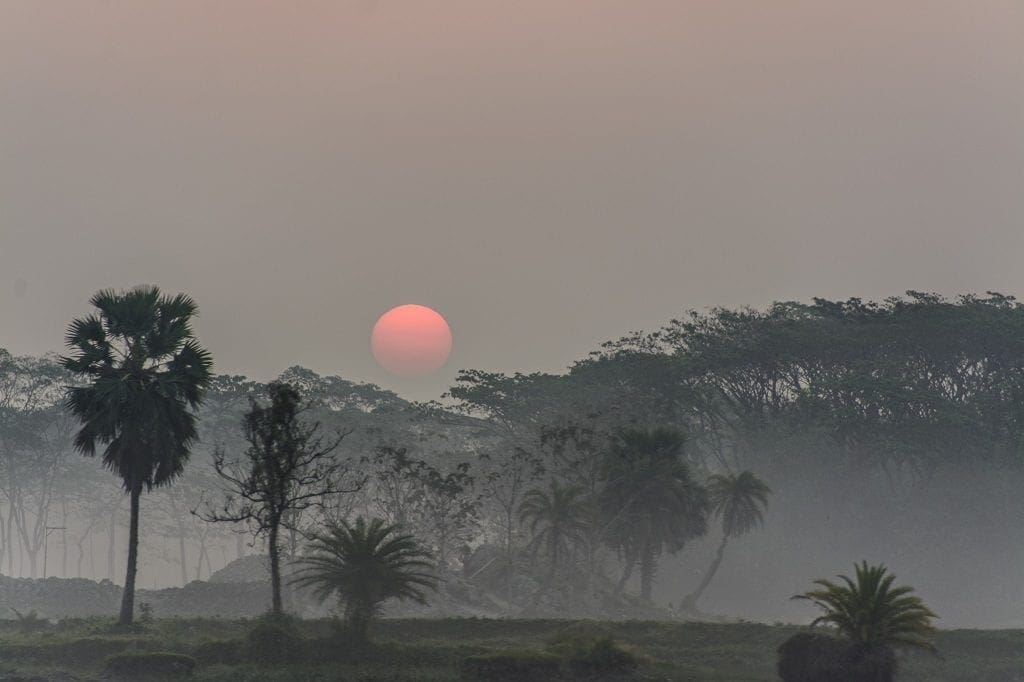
[371, 304, 452, 378]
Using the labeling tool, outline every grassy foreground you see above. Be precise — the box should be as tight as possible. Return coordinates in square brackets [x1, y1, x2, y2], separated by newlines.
[0, 617, 1019, 681]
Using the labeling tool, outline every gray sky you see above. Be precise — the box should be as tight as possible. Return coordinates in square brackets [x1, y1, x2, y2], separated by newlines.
[2, 1, 1022, 400]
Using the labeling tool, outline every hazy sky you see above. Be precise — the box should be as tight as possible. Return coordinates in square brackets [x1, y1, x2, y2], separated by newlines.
[2, 1, 1022, 399]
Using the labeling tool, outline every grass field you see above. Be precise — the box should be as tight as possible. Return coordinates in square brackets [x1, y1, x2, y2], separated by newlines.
[0, 617, 1019, 681]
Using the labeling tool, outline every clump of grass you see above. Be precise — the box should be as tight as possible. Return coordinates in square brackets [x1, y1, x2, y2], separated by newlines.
[105, 651, 197, 680]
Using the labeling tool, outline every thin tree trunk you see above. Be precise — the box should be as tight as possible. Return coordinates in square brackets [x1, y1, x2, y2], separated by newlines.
[682, 535, 729, 611]
[107, 504, 118, 580]
[505, 519, 515, 615]
[118, 483, 141, 626]
[178, 534, 189, 585]
[615, 554, 635, 595]
[639, 541, 656, 602]
[60, 510, 68, 578]
[268, 520, 283, 617]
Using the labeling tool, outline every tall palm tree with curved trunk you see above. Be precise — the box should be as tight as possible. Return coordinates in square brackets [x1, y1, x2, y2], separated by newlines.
[292, 517, 437, 641]
[518, 480, 591, 606]
[599, 428, 709, 602]
[62, 286, 212, 625]
[681, 470, 770, 611]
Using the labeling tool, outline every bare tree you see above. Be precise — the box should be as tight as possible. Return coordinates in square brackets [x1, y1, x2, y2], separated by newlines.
[197, 382, 359, 618]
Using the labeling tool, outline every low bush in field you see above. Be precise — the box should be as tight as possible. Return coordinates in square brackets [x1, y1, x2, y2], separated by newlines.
[461, 651, 562, 680]
[563, 636, 637, 678]
[777, 631, 897, 682]
[104, 651, 197, 679]
[192, 638, 244, 666]
[548, 623, 638, 678]
[0, 636, 136, 667]
[246, 618, 306, 665]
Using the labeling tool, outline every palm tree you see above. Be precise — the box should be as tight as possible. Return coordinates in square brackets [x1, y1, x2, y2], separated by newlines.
[791, 561, 937, 679]
[518, 480, 591, 605]
[599, 428, 709, 602]
[292, 517, 437, 641]
[681, 470, 770, 611]
[519, 481, 591, 567]
[62, 286, 212, 625]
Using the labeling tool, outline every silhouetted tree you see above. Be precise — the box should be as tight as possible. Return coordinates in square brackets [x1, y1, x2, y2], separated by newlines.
[292, 516, 436, 641]
[787, 562, 937, 681]
[599, 428, 708, 601]
[201, 382, 356, 618]
[519, 480, 590, 607]
[682, 470, 770, 610]
[61, 286, 212, 625]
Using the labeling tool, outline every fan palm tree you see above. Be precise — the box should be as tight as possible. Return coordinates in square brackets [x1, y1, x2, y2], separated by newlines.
[681, 470, 770, 610]
[292, 517, 437, 641]
[62, 286, 212, 625]
[518, 480, 591, 605]
[599, 428, 709, 602]
[794, 561, 937, 657]
[519, 480, 591, 567]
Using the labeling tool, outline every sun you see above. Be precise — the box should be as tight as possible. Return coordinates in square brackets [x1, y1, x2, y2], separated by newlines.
[371, 304, 452, 378]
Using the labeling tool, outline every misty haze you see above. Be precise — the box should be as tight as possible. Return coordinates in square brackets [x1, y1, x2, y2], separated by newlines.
[1, 2, 1022, 681]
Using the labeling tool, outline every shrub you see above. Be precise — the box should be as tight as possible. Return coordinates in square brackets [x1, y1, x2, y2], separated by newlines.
[548, 623, 637, 679]
[9, 608, 49, 634]
[246, 619, 306, 665]
[104, 652, 197, 679]
[461, 652, 562, 680]
[778, 632, 849, 682]
[563, 636, 637, 678]
[777, 632, 897, 682]
[192, 638, 244, 666]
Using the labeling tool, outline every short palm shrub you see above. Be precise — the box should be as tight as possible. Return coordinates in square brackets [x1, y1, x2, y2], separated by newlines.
[783, 561, 937, 682]
[292, 517, 437, 642]
[9, 607, 49, 634]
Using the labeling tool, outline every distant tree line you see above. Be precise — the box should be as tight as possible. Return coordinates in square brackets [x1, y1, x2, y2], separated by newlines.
[0, 289, 1020, 624]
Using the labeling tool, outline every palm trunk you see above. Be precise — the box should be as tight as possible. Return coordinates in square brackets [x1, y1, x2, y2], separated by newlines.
[118, 483, 141, 625]
[505, 521, 515, 615]
[615, 554, 635, 595]
[682, 535, 728, 611]
[639, 540, 656, 602]
[527, 557, 559, 611]
[268, 520, 283, 617]
[107, 503, 118, 580]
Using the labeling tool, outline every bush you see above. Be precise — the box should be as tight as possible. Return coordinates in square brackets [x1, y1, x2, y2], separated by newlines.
[9, 608, 49, 634]
[192, 638, 244, 666]
[778, 632, 849, 682]
[777, 632, 897, 682]
[246, 619, 306, 665]
[461, 652, 562, 680]
[563, 636, 637, 678]
[104, 652, 197, 679]
[548, 623, 637, 678]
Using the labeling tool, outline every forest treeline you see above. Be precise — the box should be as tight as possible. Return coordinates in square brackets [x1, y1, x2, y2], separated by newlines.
[0, 291, 1021, 620]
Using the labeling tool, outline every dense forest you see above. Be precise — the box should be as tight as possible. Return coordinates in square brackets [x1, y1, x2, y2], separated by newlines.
[1, 291, 1021, 628]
